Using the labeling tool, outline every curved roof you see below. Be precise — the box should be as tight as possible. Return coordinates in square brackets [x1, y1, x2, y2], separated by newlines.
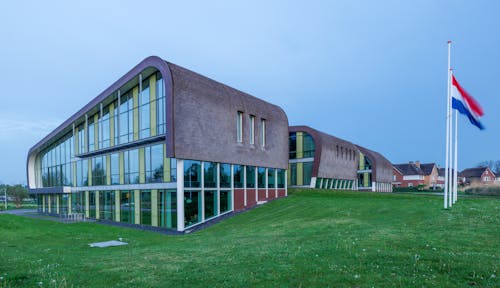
[167, 62, 289, 168]
[355, 145, 393, 183]
[27, 56, 289, 187]
[289, 126, 359, 180]
[28, 56, 174, 157]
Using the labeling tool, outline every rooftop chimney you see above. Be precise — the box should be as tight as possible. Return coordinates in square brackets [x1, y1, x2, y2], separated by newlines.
[415, 161, 421, 168]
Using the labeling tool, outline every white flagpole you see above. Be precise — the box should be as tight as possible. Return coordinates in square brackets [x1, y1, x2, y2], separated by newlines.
[448, 69, 454, 208]
[453, 108, 458, 203]
[444, 40, 451, 209]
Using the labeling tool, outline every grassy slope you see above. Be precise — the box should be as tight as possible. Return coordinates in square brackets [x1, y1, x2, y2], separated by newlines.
[0, 190, 498, 287]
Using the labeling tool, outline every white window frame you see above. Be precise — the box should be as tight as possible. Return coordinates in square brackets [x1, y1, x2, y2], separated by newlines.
[261, 119, 266, 147]
[249, 115, 255, 145]
[237, 112, 243, 143]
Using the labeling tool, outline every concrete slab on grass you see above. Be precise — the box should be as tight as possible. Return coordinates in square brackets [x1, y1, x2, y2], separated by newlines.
[89, 240, 128, 248]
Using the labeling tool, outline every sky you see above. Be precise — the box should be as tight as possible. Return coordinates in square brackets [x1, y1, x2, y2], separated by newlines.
[0, 0, 499, 185]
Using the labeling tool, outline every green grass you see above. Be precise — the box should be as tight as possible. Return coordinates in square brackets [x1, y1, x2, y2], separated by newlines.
[0, 203, 37, 211]
[0, 190, 498, 287]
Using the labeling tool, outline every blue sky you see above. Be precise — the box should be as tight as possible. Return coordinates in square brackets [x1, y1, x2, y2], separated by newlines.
[0, 0, 498, 184]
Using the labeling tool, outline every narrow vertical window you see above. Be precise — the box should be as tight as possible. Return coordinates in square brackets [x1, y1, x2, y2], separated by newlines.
[236, 111, 243, 143]
[249, 115, 255, 145]
[261, 119, 266, 147]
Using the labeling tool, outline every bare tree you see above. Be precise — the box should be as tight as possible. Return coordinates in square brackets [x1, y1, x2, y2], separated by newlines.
[477, 160, 500, 174]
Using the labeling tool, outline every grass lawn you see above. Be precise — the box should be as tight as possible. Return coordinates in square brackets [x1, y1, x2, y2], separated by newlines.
[0, 190, 498, 287]
[0, 202, 37, 211]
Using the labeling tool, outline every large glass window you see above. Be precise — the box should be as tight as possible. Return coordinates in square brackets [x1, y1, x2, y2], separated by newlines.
[124, 149, 139, 184]
[76, 159, 89, 187]
[110, 153, 119, 185]
[184, 160, 201, 188]
[145, 144, 164, 183]
[71, 192, 84, 214]
[38, 133, 74, 187]
[246, 166, 256, 188]
[139, 79, 150, 139]
[49, 195, 57, 214]
[277, 169, 286, 188]
[119, 91, 134, 144]
[78, 125, 85, 154]
[268, 168, 275, 189]
[204, 190, 217, 219]
[92, 156, 106, 186]
[258, 167, 266, 188]
[290, 163, 297, 186]
[158, 190, 176, 229]
[140, 190, 151, 225]
[89, 191, 96, 218]
[120, 190, 135, 224]
[220, 190, 231, 213]
[101, 107, 110, 149]
[289, 132, 297, 159]
[113, 100, 119, 144]
[99, 191, 115, 221]
[156, 73, 166, 135]
[220, 163, 231, 188]
[233, 165, 244, 188]
[303, 132, 315, 158]
[170, 158, 177, 182]
[60, 194, 68, 215]
[184, 191, 201, 227]
[88, 118, 95, 152]
[204, 162, 217, 188]
[303, 162, 313, 186]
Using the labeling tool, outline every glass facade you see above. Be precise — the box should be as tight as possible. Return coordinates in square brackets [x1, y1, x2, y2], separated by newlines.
[33, 67, 288, 232]
[220, 163, 231, 188]
[288, 131, 315, 187]
[37, 72, 168, 189]
[233, 165, 243, 188]
[99, 191, 115, 221]
[120, 190, 135, 224]
[140, 190, 151, 225]
[40, 133, 73, 187]
[145, 144, 164, 183]
[246, 166, 256, 188]
[184, 160, 201, 188]
[357, 153, 373, 189]
[158, 190, 176, 229]
[184, 190, 201, 227]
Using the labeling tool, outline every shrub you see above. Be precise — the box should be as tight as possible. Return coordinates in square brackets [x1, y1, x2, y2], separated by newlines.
[464, 186, 500, 196]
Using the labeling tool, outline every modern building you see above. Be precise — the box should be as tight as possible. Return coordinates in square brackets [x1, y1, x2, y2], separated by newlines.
[355, 145, 393, 192]
[27, 56, 288, 232]
[287, 126, 359, 190]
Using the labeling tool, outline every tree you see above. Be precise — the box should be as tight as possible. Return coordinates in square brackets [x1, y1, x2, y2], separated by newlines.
[7, 185, 28, 208]
[477, 160, 500, 174]
[495, 161, 500, 174]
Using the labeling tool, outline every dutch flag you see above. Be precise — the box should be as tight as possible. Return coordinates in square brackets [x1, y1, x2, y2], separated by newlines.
[451, 75, 485, 130]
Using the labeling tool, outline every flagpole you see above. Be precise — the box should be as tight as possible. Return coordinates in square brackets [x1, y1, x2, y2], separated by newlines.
[444, 40, 451, 209]
[448, 69, 454, 208]
[453, 108, 458, 203]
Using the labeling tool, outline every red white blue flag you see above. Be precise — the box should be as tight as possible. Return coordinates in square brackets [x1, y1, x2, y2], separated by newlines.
[451, 75, 484, 130]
